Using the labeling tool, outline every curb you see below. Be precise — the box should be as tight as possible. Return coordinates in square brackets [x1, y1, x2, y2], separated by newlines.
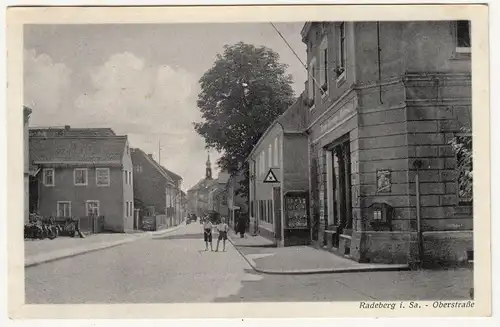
[25, 224, 184, 268]
[227, 236, 410, 275]
[25, 237, 140, 268]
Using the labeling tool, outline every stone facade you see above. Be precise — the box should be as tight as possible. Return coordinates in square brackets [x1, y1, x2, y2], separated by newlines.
[301, 21, 472, 265]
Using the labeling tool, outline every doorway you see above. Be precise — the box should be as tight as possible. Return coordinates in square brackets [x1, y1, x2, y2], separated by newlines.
[273, 187, 282, 242]
[327, 137, 353, 235]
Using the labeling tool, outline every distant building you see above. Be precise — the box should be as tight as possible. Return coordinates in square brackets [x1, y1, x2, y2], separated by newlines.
[131, 148, 184, 228]
[187, 153, 217, 218]
[29, 127, 134, 232]
[226, 170, 249, 230]
[208, 171, 230, 220]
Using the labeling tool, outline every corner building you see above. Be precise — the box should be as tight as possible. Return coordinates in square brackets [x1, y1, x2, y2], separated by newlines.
[302, 21, 472, 265]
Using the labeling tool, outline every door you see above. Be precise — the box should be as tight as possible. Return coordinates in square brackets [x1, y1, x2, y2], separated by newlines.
[334, 141, 352, 231]
[273, 187, 282, 241]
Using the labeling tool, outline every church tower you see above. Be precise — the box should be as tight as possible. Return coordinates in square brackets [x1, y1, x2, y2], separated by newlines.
[205, 152, 213, 180]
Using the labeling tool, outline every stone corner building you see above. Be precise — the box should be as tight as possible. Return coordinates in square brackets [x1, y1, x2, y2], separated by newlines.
[301, 21, 472, 265]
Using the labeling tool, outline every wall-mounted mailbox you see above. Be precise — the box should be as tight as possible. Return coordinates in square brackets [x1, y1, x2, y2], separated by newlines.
[369, 202, 393, 230]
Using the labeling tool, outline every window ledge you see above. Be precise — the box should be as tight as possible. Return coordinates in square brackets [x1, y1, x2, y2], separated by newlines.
[451, 48, 471, 61]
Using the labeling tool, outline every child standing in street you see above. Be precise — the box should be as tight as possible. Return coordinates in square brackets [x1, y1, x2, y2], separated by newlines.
[216, 217, 229, 252]
[203, 217, 213, 251]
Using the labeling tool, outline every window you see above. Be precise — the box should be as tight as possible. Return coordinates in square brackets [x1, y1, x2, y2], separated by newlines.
[124, 170, 128, 184]
[268, 144, 272, 167]
[43, 168, 55, 186]
[273, 137, 279, 166]
[74, 168, 88, 186]
[135, 165, 143, 173]
[307, 58, 316, 108]
[57, 201, 71, 217]
[250, 200, 254, 217]
[96, 168, 110, 186]
[456, 20, 471, 52]
[86, 200, 100, 216]
[338, 22, 346, 71]
[262, 152, 265, 175]
[126, 201, 129, 217]
[319, 36, 328, 94]
[129, 171, 132, 185]
[268, 200, 273, 224]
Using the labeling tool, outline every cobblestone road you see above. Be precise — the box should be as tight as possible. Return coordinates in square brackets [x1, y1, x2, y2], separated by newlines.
[25, 223, 473, 303]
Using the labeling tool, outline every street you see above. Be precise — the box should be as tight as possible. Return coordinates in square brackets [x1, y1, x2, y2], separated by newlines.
[25, 223, 473, 304]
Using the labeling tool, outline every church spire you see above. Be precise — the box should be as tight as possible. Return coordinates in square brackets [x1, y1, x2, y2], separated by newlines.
[205, 151, 212, 180]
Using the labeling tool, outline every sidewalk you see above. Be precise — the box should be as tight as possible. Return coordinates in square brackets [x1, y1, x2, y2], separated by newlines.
[25, 224, 183, 268]
[228, 233, 409, 274]
[227, 230, 275, 247]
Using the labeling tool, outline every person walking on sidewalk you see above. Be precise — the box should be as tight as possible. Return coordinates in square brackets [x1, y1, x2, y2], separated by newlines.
[215, 217, 229, 252]
[202, 217, 213, 251]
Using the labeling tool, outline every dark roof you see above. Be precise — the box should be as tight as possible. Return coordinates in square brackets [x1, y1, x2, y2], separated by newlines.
[131, 148, 175, 184]
[30, 136, 127, 164]
[189, 177, 216, 192]
[159, 166, 182, 181]
[30, 127, 116, 137]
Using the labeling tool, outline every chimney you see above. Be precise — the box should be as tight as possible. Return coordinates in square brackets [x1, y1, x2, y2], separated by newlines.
[64, 125, 71, 130]
[148, 154, 154, 159]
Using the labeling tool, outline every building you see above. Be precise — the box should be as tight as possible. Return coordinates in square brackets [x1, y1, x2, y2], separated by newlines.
[29, 127, 135, 232]
[301, 21, 472, 265]
[131, 148, 178, 228]
[23, 106, 32, 224]
[247, 95, 309, 246]
[208, 171, 230, 219]
[187, 153, 217, 218]
[161, 168, 184, 226]
[226, 171, 249, 230]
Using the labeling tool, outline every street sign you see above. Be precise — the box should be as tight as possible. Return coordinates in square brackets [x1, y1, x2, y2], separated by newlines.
[263, 169, 279, 183]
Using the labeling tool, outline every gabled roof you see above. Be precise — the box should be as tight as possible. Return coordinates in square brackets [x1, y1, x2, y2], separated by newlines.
[159, 166, 182, 181]
[189, 177, 217, 192]
[246, 93, 306, 161]
[30, 136, 128, 165]
[131, 148, 174, 184]
[29, 127, 116, 137]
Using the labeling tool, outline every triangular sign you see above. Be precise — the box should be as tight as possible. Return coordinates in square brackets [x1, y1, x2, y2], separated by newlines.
[263, 169, 279, 183]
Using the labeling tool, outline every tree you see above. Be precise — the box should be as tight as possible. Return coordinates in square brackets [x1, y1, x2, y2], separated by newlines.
[194, 42, 296, 196]
[449, 127, 473, 202]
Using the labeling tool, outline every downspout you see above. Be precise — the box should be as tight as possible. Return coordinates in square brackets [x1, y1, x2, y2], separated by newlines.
[377, 21, 383, 104]
[249, 158, 258, 236]
[276, 121, 285, 247]
[413, 160, 424, 268]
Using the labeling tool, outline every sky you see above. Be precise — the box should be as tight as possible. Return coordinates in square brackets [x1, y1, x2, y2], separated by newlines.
[24, 23, 307, 191]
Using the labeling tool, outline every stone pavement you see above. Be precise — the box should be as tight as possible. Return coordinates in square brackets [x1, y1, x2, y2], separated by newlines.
[24, 224, 183, 267]
[228, 232, 408, 274]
